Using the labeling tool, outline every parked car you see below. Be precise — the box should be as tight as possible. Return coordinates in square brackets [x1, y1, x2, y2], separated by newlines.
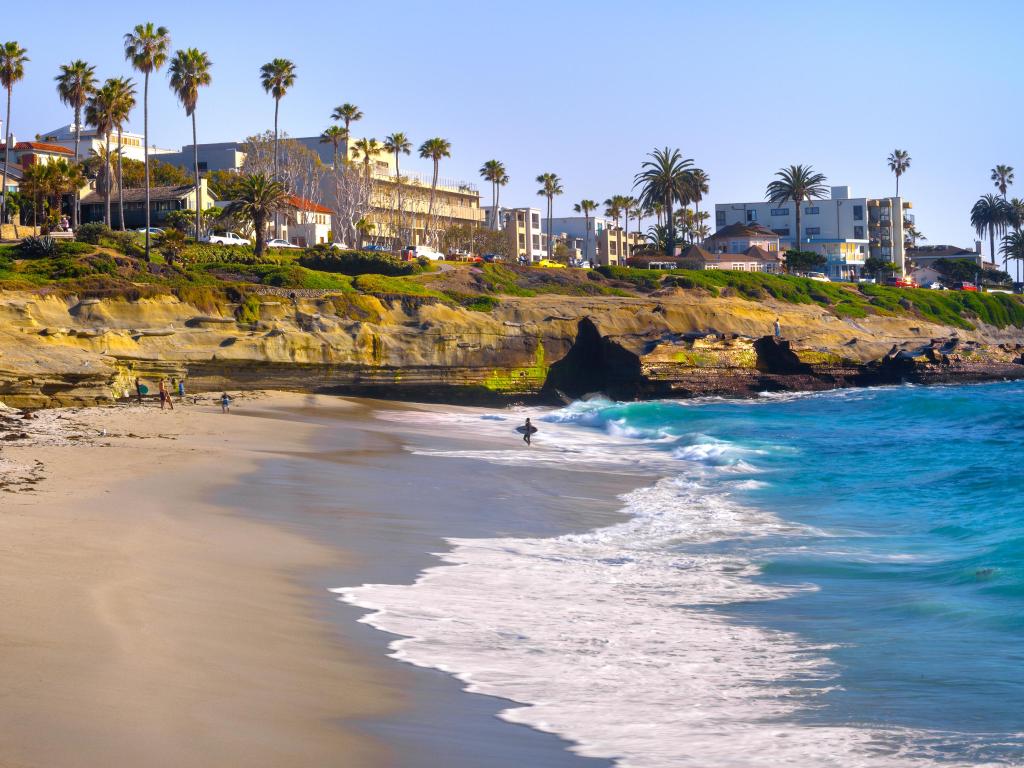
[536, 259, 567, 269]
[135, 227, 165, 235]
[204, 231, 251, 246]
[403, 245, 445, 261]
[856, 277, 876, 284]
[363, 244, 391, 252]
[806, 272, 830, 282]
[266, 238, 300, 249]
[482, 253, 503, 263]
[953, 281, 978, 292]
[883, 277, 919, 288]
[329, 242, 351, 250]
[927, 282, 947, 290]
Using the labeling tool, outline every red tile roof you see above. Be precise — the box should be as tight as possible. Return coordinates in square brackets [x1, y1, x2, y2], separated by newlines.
[0, 141, 74, 155]
[287, 195, 332, 215]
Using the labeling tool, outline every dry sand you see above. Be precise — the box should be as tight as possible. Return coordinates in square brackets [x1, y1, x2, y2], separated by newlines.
[0, 393, 399, 768]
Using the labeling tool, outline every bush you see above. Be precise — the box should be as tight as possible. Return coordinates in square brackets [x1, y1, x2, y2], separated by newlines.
[19, 235, 58, 258]
[76, 222, 112, 244]
[299, 249, 417, 277]
[236, 293, 262, 324]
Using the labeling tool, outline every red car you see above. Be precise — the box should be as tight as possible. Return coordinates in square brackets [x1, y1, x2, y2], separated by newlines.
[953, 281, 978, 292]
[883, 277, 919, 289]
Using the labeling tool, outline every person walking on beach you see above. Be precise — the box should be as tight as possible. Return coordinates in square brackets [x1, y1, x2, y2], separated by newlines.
[135, 377, 144, 405]
[221, 392, 232, 414]
[773, 318, 782, 339]
[523, 417, 533, 446]
[177, 378, 186, 401]
[159, 380, 174, 411]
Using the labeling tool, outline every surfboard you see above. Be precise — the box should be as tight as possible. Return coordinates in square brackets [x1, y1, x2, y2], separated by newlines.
[516, 425, 539, 435]
[138, 384, 149, 395]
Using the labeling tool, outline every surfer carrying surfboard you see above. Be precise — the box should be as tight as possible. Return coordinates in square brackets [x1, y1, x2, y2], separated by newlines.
[522, 417, 534, 446]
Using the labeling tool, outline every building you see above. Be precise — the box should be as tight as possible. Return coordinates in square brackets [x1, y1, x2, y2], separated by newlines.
[703, 222, 780, 254]
[281, 195, 333, 247]
[484, 206, 547, 262]
[0, 141, 75, 168]
[80, 180, 214, 228]
[681, 243, 782, 273]
[0, 162, 22, 194]
[715, 186, 912, 280]
[159, 142, 248, 174]
[36, 124, 174, 163]
[546, 215, 645, 266]
[907, 244, 985, 286]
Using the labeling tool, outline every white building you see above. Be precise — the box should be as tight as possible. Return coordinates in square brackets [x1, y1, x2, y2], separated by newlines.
[547, 215, 645, 266]
[715, 186, 912, 279]
[37, 123, 174, 163]
[484, 206, 547, 262]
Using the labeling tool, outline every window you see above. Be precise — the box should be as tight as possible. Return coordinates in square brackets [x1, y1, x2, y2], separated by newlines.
[198, 161, 208, 172]
[519, 234, 526, 248]
[716, 211, 726, 226]
[746, 209, 758, 222]
[806, 227, 821, 236]
[532, 234, 540, 250]
[805, 206, 820, 215]
[531, 214, 540, 228]
[854, 226, 864, 239]
[772, 228, 790, 237]
[770, 208, 789, 216]
[853, 204, 863, 221]
[610, 242, 618, 255]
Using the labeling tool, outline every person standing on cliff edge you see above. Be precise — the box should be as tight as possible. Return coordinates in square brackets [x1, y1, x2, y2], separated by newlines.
[774, 318, 782, 339]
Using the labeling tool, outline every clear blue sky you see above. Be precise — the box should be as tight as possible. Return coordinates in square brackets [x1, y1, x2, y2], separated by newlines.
[6, 0, 1022, 246]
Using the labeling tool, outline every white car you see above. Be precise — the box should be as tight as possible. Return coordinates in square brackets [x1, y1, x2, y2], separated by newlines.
[135, 227, 164, 235]
[405, 245, 445, 261]
[329, 242, 351, 250]
[204, 231, 251, 246]
[266, 238, 300, 249]
[927, 282, 946, 290]
[806, 272, 831, 282]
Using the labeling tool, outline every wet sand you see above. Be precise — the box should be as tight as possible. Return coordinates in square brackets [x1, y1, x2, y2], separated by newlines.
[0, 393, 649, 767]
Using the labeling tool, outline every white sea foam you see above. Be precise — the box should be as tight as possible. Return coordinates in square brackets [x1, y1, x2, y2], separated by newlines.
[344, 406, 998, 766]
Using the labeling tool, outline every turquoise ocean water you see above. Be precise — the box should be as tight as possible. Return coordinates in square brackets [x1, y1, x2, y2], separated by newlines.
[341, 382, 1024, 767]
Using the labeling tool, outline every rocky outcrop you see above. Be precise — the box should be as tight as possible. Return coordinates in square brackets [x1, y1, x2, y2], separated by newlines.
[0, 289, 1023, 408]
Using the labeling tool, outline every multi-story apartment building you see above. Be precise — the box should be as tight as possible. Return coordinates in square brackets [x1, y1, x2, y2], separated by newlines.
[546, 215, 645, 266]
[715, 186, 912, 279]
[36, 123, 174, 163]
[483, 206, 547, 262]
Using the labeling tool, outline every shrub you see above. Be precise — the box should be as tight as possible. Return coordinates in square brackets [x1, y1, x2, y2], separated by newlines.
[299, 249, 417, 277]
[236, 293, 262, 324]
[76, 222, 112, 244]
[19, 235, 58, 258]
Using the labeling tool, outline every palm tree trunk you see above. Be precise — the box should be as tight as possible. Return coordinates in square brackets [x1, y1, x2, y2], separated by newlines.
[584, 213, 590, 264]
[192, 110, 201, 240]
[273, 97, 280, 239]
[427, 160, 438, 245]
[990, 223, 996, 265]
[495, 183, 501, 233]
[1, 86, 11, 225]
[624, 211, 629, 260]
[144, 72, 151, 261]
[105, 133, 112, 227]
[665, 198, 674, 257]
[117, 128, 125, 230]
[73, 105, 81, 230]
[795, 206, 802, 260]
[395, 151, 403, 246]
[547, 196, 553, 260]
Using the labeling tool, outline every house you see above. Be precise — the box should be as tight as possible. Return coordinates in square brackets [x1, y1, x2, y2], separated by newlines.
[703, 223, 781, 254]
[0, 162, 23, 194]
[907, 244, 985, 286]
[37, 124, 174, 163]
[80, 180, 214, 228]
[0, 141, 75, 168]
[282, 195, 333, 247]
[681, 243, 782, 273]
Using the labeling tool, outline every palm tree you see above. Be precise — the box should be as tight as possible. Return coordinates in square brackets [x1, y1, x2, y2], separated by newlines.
[0, 41, 29, 226]
[20, 163, 47, 229]
[383, 132, 412, 244]
[603, 196, 626, 231]
[1008, 198, 1024, 282]
[573, 199, 598, 264]
[634, 147, 694, 256]
[621, 195, 639, 252]
[479, 160, 508, 230]
[332, 103, 363, 133]
[108, 77, 137, 230]
[418, 137, 451, 243]
[536, 173, 563, 260]
[55, 59, 96, 229]
[971, 193, 1011, 267]
[765, 164, 828, 252]
[320, 125, 348, 167]
[351, 137, 382, 181]
[85, 80, 118, 227]
[1001, 230, 1024, 283]
[223, 174, 287, 256]
[124, 23, 171, 260]
[630, 199, 644, 242]
[688, 168, 710, 221]
[259, 57, 296, 237]
[169, 47, 212, 240]
[992, 164, 1015, 199]
[887, 150, 911, 197]
[45, 158, 84, 230]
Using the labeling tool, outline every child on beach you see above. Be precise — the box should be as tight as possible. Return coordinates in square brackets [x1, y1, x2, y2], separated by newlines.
[221, 393, 232, 414]
[159, 380, 174, 411]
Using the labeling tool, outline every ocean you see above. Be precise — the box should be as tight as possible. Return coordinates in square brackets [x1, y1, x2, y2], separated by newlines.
[337, 382, 1024, 767]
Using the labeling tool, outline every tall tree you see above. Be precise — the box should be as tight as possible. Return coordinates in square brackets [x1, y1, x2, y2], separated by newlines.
[971, 193, 1011, 268]
[418, 137, 451, 243]
[621, 195, 638, 250]
[332, 103, 363, 133]
[887, 150, 911, 197]
[351, 137, 382, 182]
[124, 22, 171, 259]
[259, 57, 296, 238]
[479, 159, 508, 230]
[85, 80, 118, 227]
[765, 164, 828, 253]
[169, 47, 212, 240]
[0, 41, 29, 226]
[688, 168, 710, 221]
[573, 199, 598, 264]
[383, 132, 412, 243]
[320, 125, 348, 167]
[1008, 198, 1024, 281]
[108, 77, 137, 230]
[1001, 230, 1024, 283]
[634, 147, 694, 256]
[224, 174, 287, 256]
[55, 59, 96, 229]
[536, 172, 563, 260]
[992, 164, 1015, 199]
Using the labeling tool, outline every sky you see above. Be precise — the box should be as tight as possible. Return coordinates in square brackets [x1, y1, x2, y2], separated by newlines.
[4, 0, 1022, 246]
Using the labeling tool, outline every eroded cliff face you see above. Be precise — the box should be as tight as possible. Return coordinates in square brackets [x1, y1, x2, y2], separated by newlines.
[0, 287, 1022, 408]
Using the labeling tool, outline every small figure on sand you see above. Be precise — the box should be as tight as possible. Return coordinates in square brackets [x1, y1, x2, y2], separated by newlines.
[221, 392, 232, 414]
[773, 318, 782, 339]
[159, 380, 174, 411]
[178, 378, 186, 401]
[135, 377, 144, 404]
[523, 417, 533, 446]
